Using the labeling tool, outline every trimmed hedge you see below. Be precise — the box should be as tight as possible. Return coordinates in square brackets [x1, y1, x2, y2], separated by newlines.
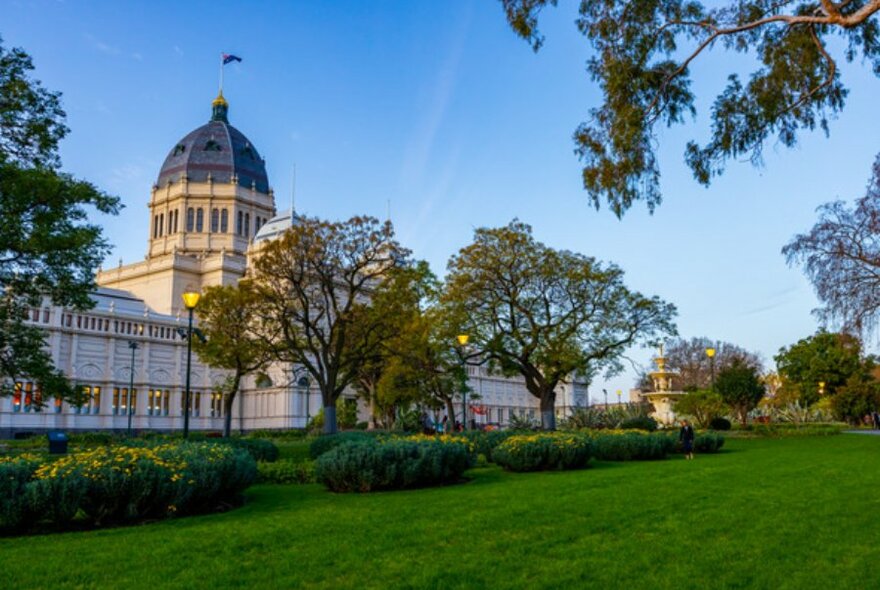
[315, 438, 472, 492]
[619, 416, 659, 432]
[591, 432, 676, 461]
[257, 459, 316, 485]
[308, 431, 380, 459]
[223, 438, 280, 463]
[692, 433, 725, 453]
[0, 442, 256, 533]
[459, 430, 522, 462]
[493, 433, 592, 472]
[709, 417, 732, 431]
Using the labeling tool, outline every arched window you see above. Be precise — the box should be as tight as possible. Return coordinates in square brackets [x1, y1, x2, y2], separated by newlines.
[186, 208, 195, 232]
[158, 213, 164, 237]
[220, 209, 228, 233]
[173, 209, 179, 233]
[244, 213, 250, 237]
[196, 208, 204, 232]
[237, 211, 243, 236]
[153, 215, 159, 239]
[211, 208, 219, 232]
[167, 211, 173, 234]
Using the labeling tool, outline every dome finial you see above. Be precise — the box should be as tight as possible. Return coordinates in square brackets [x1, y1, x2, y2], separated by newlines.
[211, 91, 229, 123]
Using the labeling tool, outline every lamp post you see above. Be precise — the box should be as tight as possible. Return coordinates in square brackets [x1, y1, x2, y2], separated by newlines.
[603, 388, 608, 410]
[617, 389, 622, 406]
[706, 347, 717, 390]
[127, 341, 138, 438]
[456, 333, 469, 430]
[818, 381, 826, 397]
[181, 291, 201, 440]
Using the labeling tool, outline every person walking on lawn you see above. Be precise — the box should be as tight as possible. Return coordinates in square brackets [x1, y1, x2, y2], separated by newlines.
[680, 419, 695, 460]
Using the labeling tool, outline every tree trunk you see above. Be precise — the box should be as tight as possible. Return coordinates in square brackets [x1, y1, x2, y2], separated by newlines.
[323, 403, 338, 434]
[540, 391, 557, 431]
[445, 398, 456, 432]
[223, 374, 242, 438]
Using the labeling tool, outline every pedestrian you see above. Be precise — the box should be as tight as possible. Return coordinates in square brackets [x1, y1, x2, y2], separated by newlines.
[872, 411, 880, 430]
[439, 415, 447, 434]
[679, 419, 695, 460]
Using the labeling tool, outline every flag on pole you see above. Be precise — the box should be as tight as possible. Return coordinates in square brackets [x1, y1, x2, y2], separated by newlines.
[222, 54, 242, 65]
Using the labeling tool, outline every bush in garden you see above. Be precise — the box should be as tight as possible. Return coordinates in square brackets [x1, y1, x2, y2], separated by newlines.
[492, 433, 592, 472]
[315, 438, 472, 492]
[591, 432, 676, 461]
[308, 431, 379, 459]
[2, 442, 257, 533]
[619, 416, 658, 432]
[709, 417, 732, 431]
[69, 432, 117, 446]
[247, 429, 309, 440]
[0, 455, 42, 532]
[257, 459, 316, 484]
[222, 438, 279, 463]
[692, 433, 725, 453]
[458, 430, 520, 462]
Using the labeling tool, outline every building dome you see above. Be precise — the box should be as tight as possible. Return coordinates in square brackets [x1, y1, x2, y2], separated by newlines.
[253, 209, 301, 243]
[156, 92, 270, 193]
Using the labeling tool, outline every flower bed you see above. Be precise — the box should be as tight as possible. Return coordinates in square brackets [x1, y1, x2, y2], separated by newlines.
[315, 437, 473, 492]
[492, 433, 592, 472]
[0, 442, 256, 533]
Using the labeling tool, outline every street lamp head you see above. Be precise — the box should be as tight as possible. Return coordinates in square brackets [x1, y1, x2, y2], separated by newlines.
[705, 347, 716, 359]
[182, 291, 201, 310]
[616, 390, 622, 396]
[819, 381, 826, 394]
[456, 334, 469, 346]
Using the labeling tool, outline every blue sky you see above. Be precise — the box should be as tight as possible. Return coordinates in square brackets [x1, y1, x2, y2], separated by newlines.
[5, 0, 880, 400]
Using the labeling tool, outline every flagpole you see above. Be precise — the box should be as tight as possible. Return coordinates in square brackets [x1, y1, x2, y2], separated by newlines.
[219, 53, 224, 93]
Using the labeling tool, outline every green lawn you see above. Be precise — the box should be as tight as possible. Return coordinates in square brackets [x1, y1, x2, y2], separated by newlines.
[3, 435, 880, 589]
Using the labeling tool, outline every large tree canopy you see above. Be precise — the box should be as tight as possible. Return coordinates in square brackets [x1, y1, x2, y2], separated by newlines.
[442, 220, 677, 430]
[0, 37, 119, 400]
[251, 215, 408, 434]
[783, 156, 880, 338]
[774, 331, 869, 405]
[663, 336, 764, 390]
[501, 0, 880, 216]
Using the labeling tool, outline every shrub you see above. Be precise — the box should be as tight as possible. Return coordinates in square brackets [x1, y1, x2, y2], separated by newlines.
[309, 431, 378, 459]
[247, 429, 308, 440]
[458, 430, 520, 462]
[709, 417, 732, 431]
[0, 455, 41, 532]
[493, 433, 592, 472]
[258, 459, 316, 484]
[69, 432, 117, 446]
[692, 433, 725, 453]
[5, 442, 257, 533]
[591, 432, 676, 461]
[619, 416, 658, 432]
[223, 438, 279, 463]
[315, 438, 472, 492]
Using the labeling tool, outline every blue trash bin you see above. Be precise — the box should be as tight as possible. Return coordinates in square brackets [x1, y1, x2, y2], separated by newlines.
[47, 431, 69, 454]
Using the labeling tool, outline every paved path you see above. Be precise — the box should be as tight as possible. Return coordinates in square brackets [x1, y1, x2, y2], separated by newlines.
[845, 430, 880, 435]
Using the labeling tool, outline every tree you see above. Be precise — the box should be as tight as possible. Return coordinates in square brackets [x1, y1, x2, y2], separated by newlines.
[348, 261, 438, 428]
[830, 374, 880, 424]
[774, 331, 867, 405]
[715, 359, 766, 425]
[501, 0, 879, 215]
[783, 156, 880, 338]
[250, 215, 407, 434]
[442, 220, 677, 430]
[0, 37, 119, 401]
[192, 282, 273, 437]
[663, 337, 764, 390]
[674, 389, 727, 428]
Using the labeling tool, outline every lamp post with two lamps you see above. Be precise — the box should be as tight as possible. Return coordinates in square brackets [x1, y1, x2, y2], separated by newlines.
[126, 341, 138, 438]
[617, 389, 622, 405]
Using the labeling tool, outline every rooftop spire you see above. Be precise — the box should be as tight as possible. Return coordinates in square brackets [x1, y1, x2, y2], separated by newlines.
[211, 91, 229, 123]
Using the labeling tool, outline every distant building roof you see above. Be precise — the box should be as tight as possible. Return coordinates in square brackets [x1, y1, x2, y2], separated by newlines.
[253, 209, 301, 243]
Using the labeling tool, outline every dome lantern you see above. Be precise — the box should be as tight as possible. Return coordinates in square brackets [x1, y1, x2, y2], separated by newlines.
[211, 91, 229, 123]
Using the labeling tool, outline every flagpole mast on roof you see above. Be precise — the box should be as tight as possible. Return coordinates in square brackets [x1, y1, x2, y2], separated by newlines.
[219, 52, 224, 93]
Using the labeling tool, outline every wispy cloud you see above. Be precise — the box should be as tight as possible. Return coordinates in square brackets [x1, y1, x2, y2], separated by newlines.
[131, 52, 143, 61]
[84, 33, 120, 56]
[173, 45, 184, 57]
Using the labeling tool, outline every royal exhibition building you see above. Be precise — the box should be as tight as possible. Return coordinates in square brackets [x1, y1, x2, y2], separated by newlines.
[0, 93, 588, 437]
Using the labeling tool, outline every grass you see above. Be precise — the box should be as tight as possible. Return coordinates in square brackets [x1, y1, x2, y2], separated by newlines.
[3, 435, 880, 589]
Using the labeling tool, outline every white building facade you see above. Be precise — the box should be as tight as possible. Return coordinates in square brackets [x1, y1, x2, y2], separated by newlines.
[0, 94, 588, 436]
